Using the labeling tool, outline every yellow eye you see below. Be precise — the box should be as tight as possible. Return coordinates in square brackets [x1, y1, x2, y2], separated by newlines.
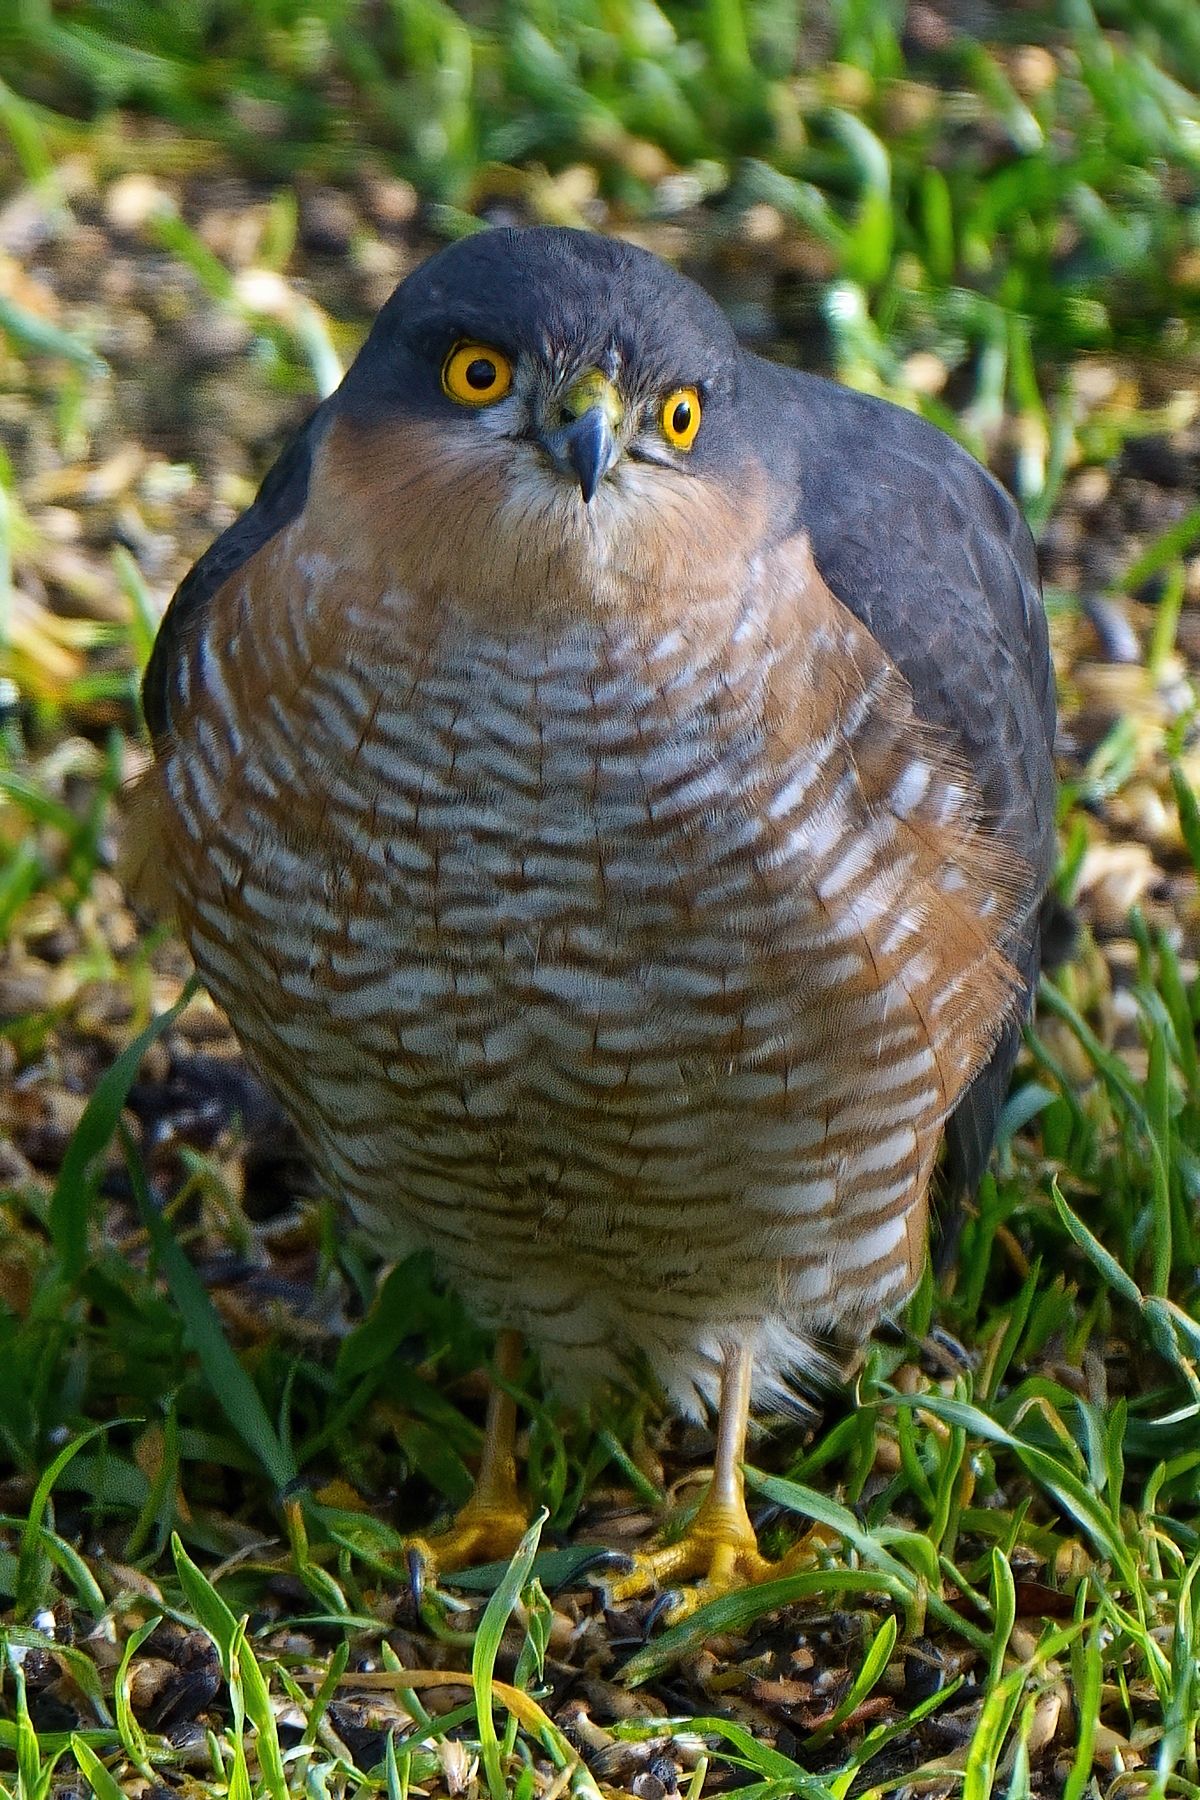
[661, 386, 702, 451]
[442, 342, 513, 406]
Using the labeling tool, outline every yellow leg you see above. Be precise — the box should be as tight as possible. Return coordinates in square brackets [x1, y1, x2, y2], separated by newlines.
[603, 1341, 821, 1621]
[408, 1330, 529, 1572]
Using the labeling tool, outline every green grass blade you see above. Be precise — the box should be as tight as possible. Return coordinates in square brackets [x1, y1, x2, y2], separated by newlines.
[896, 1393, 1139, 1587]
[171, 1533, 239, 1671]
[113, 1617, 159, 1775]
[621, 1566, 918, 1687]
[988, 1547, 1017, 1691]
[231, 1625, 287, 1800]
[1119, 503, 1200, 592]
[49, 984, 195, 1282]
[1171, 765, 1200, 876]
[1063, 1618, 1102, 1800]
[125, 1125, 297, 1494]
[472, 1510, 547, 1800]
[804, 1611, 897, 1747]
[1050, 1179, 1143, 1308]
[69, 1736, 125, 1800]
[17, 1422, 138, 1618]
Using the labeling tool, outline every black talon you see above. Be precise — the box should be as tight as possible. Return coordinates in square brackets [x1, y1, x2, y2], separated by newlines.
[644, 1590, 678, 1637]
[406, 1545, 426, 1610]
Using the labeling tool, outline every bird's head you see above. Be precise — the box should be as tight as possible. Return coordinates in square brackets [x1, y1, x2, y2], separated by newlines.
[308, 227, 775, 629]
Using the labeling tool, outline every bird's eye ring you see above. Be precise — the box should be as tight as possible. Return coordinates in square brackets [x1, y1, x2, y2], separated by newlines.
[661, 386, 702, 451]
[442, 342, 513, 406]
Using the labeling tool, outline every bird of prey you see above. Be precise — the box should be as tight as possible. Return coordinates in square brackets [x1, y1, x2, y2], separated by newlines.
[128, 226, 1056, 1614]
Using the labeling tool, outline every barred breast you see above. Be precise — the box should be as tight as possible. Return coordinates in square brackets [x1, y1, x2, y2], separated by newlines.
[152, 518, 1019, 1412]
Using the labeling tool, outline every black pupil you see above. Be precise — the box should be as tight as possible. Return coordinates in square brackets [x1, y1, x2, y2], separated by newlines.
[466, 357, 496, 389]
[672, 399, 692, 434]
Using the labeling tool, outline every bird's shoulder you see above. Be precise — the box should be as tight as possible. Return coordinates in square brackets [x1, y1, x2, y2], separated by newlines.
[141, 403, 331, 742]
[745, 356, 1056, 863]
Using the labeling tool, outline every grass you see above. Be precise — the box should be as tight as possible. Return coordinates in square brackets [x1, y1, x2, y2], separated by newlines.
[2, 0, 1200, 1793]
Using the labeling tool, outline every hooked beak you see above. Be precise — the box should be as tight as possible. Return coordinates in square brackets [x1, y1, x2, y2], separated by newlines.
[546, 370, 624, 503]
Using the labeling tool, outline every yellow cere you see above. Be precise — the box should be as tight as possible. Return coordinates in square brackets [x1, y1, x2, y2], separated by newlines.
[661, 386, 702, 451]
[443, 342, 513, 406]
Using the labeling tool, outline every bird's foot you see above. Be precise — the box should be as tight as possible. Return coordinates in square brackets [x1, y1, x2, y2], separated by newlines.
[601, 1491, 822, 1624]
[407, 1329, 528, 1586]
[407, 1493, 529, 1578]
